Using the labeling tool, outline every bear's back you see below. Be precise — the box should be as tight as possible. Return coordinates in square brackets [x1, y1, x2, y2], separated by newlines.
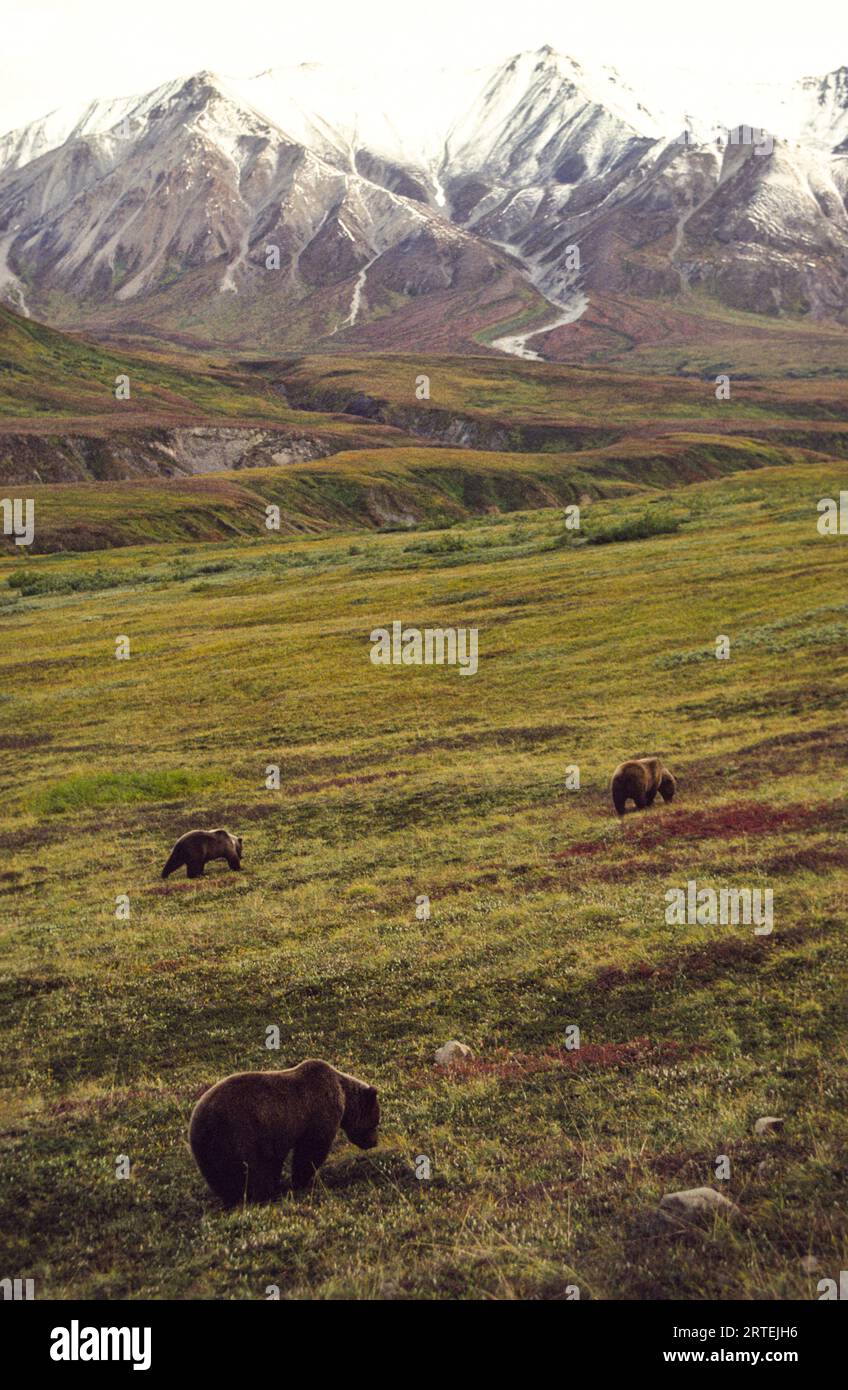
[191, 1062, 342, 1133]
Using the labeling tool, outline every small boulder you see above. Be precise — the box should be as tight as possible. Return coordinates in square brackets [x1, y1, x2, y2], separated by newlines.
[434, 1041, 474, 1067]
[754, 1116, 784, 1135]
[659, 1186, 743, 1225]
[799, 1255, 821, 1275]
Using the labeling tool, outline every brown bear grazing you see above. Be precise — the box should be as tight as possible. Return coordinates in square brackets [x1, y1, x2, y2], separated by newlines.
[161, 828, 243, 879]
[611, 756, 676, 817]
[188, 1059, 380, 1205]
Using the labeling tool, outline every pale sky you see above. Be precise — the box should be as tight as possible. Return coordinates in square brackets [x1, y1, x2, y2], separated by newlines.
[1, 0, 847, 133]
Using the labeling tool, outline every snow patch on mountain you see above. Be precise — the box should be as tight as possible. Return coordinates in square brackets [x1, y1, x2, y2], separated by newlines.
[0, 232, 29, 315]
[344, 255, 377, 326]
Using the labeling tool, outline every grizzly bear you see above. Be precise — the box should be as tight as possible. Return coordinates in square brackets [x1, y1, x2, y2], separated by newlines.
[611, 756, 676, 816]
[161, 828, 243, 879]
[188, 1059, 380, 1205]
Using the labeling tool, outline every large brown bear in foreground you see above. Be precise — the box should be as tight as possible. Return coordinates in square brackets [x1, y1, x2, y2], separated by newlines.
[188, 1059, 380, 1205]
[161, 828, 242, 879]
[611, 756, 676, 817]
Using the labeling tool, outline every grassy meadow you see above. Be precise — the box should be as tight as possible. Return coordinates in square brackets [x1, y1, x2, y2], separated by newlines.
[281, 348, 848, 427]
[0, 445, 846, 1300]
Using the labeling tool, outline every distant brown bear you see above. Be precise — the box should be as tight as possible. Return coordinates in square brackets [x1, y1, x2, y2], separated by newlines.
[611, 756, 676, 817]
[188, 1059, 380, 1205]
[161, 828, 243, 879]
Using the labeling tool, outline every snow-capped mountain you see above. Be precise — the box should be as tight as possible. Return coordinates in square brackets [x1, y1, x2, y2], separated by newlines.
[798, 66, 848, 152]
[0, 47, 847, 356]
[0, 68, 527, 347]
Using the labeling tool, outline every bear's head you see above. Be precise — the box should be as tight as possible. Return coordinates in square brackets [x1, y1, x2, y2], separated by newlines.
[342, 1083, 380, 1149]
[235, 836, 243, 855]
[659, 770, 676, 802]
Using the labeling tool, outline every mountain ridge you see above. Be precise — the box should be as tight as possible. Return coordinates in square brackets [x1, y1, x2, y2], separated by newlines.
[1, 46, 847, 356]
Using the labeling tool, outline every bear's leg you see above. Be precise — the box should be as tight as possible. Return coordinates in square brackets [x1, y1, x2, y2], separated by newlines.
[645, 787, 658, 807]
[244, 1161, 281, 1204]
[186, 852, 205, 879]
[291, 1122, 337, 1189]
[226, 852, 241, 871]
[161, 849, 182, 879]
[659, 775, 675, 802]
[612, 784, 628, 817]
[202, 1158, 249, 1208]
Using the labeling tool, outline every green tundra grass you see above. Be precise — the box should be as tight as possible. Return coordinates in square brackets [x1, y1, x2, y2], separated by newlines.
[2, 435, 829, 554]
[0, 457, 846, 1300]
[279, 348, 848, 427]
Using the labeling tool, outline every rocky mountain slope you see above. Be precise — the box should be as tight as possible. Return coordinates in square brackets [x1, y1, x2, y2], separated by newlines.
[0, 48, 847, 357]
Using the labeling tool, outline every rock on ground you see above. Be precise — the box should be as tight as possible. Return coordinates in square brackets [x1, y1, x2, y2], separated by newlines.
[434, 1041, 474, 1066]
[754, 1116, 784, 1135]
[659, 1186, 743, 1225]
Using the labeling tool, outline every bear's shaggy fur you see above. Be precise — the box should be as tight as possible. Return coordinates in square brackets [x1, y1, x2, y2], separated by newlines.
[188, 1059, 380, 1205]
[161, 828, 243, 879]
[611, 757, 676, 816]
